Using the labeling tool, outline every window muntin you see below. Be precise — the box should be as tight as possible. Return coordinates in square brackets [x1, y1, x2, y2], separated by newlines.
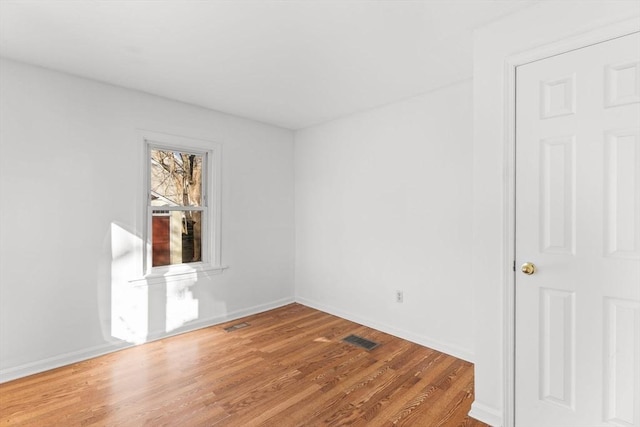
[148, 146, 207, 268]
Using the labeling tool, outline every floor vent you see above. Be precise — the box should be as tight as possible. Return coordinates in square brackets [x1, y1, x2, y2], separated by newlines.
[343, 334, 379, 351]
[224, 322, 250, 332]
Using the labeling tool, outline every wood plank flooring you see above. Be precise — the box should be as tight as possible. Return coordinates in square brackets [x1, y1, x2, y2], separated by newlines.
[0, 304, 488, 426]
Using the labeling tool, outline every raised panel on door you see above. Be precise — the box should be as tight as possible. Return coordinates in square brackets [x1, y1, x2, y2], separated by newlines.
[604, 129, 640, 259]
[604, 298, 640, 426]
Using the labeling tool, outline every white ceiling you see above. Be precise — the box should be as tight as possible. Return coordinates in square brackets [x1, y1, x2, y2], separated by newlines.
[0, 0, 534, 129]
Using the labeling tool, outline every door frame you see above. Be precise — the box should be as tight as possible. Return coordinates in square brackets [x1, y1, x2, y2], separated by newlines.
[503, 18, 640, 427]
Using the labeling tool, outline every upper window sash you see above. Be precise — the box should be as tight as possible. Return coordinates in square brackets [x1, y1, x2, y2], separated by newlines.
[147, 144, 209, 208]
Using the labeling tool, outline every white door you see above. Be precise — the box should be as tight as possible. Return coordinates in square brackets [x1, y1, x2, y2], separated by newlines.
[515, 32, 640, 426]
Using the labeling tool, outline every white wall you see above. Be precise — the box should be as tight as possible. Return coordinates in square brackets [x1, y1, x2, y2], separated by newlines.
[471, 3, 640, 426]
[0, 58, 295, 381]
[295, 80, 474, 361]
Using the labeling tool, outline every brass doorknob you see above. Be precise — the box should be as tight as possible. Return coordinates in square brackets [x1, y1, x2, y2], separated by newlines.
[521, 262, 536, 275]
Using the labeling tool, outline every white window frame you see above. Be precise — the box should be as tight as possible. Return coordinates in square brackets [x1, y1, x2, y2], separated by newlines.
[135, 130, 224, 284]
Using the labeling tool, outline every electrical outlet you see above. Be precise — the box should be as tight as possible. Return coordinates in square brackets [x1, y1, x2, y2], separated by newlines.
[396, 290, 403, 303]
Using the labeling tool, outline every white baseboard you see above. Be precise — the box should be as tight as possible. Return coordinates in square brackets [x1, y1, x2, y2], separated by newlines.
[295, 296, 474, 363]
[1, 296, 473, 383]
[0, 296, 295, 384]
[0, 341, 131, 384]
[144, 296, 295, 341]
[469, 402, 503, 427]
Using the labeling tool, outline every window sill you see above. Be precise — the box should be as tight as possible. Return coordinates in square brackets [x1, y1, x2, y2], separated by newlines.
[129, 264, 229, 287]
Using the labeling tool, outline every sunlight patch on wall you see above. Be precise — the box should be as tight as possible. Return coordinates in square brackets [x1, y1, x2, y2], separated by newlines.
[110, 223, 148, 344]
[165, 280, 199, 333]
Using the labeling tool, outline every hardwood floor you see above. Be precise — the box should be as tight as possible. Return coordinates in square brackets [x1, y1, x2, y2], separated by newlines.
[0, 304, 488, 426]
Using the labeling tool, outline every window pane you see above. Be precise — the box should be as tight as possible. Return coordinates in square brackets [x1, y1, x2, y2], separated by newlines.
[152, 211, 202, 266]
[150, 149, 203, 207]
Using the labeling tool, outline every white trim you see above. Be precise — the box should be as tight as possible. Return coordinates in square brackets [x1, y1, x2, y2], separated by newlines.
[296, 296, 475, 363]
[128, 264, 229, 286]
[142, 296, 295, 342]
[503, 18, 640, 427]
[1, 296, 474, 384]
[0, 341, 130, 384]
[150, 206, 205, 212]
[469, 402, 504, 427]
[0, 297, 294, 384]
[137, 129, 224, 279]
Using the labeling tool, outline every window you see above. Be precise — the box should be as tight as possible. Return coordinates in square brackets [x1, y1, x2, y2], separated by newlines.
[150, 147, 204, 266]
[141, 131, 222, 278]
